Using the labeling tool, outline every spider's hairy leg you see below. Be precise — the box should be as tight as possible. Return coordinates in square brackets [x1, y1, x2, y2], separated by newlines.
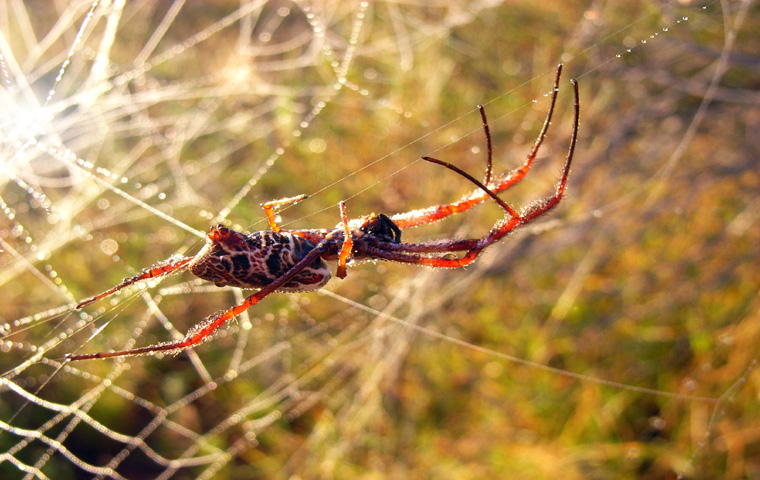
[421, 156, 520, 218]
[336, 201, 353, 279]
[66, 240, 331, 361]
[366, 154, 523, 268]
[520, 78, 579, 221]
[521, 63, 564, 183]
[390, 63, 565, 231]
[361, 77, 580, 269]
[76, 255, 194, 309]
[478, 104, 493, 186]
[261, 194, 308, 232]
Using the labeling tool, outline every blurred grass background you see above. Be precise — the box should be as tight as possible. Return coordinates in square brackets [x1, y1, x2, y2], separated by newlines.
[1, 1, 759, 479]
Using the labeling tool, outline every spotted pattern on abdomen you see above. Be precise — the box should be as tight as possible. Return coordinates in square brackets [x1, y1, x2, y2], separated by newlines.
[188, 226, 331, 292]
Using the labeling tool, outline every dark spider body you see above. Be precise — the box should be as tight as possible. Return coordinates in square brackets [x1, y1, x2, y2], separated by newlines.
[187, 214, 402, 293]
[67, 65, 579, 361]
[188, 225, 332, 291]
[358, 213, 402, 244]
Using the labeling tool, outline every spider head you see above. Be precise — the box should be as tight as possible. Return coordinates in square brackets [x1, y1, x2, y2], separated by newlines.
[360, 213, 401, 244]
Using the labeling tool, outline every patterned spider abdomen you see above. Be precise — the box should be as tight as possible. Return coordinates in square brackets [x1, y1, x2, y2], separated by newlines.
[189, 225, 330, 292]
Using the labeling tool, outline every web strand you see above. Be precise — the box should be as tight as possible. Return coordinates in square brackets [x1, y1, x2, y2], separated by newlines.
[1, 2, 757, 479]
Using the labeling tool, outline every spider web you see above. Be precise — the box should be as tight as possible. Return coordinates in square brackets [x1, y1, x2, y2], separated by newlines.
[1, 1, 759, 479]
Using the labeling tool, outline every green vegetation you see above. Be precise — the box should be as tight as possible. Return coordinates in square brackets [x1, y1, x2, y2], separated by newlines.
[1, 1, 758, 479]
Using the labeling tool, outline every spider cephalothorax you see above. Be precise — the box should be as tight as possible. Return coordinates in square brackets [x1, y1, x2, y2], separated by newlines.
[68, 65, 579, 361]
[358, 213, 402, 244]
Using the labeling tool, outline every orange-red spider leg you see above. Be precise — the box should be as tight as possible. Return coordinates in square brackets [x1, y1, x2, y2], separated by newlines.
[361, 217, 521, 268]
[363, 146, 571, 266]
[391, 64, 565, 231]
[66, 241, 331, 361]
[370, 76, 579, 268]
[521, 63, 564, 182]
[519, 78, 578, 222]
[361, 161, 523, 264]
[261, 194, 308, 232]
[421, 156, 520, 218]
[336, 201, 353, 279]
[76, 255, 194, 309]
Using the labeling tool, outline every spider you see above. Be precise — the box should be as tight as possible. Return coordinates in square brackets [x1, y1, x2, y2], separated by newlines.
[66, 65, 579, 361]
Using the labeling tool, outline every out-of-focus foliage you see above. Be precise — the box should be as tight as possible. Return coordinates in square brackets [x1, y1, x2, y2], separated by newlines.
[1, 1, 758, 479]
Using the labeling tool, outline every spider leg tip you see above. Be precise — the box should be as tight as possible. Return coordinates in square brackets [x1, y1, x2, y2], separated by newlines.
[421, 156, 443, 167]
